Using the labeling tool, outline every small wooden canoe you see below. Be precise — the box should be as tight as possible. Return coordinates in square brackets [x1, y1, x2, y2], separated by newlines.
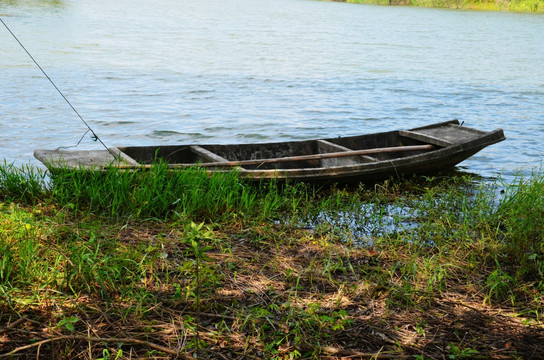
[34, 120, 505, 183]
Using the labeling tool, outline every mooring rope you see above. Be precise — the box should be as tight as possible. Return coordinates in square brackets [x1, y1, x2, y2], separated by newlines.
[0, 17, 114, 155]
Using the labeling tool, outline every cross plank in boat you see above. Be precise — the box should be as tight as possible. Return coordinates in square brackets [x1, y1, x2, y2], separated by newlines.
[189, 145, 229, 163]
[109, 147, 139, 165]
[317, 140, 377, 165]
[399, 130, 453, 147]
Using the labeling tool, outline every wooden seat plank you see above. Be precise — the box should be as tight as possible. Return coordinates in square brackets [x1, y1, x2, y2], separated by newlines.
[190, 145, 229, 163]
[399, 130, 453, 147]
[317, 140, 377, 163]
[109, 147, 139, 165]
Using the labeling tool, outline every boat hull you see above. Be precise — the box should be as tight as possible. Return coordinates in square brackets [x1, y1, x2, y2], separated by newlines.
[34, 120, 506, 183]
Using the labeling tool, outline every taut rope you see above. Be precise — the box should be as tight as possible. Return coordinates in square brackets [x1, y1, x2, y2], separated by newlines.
[1, 17, 114, 156]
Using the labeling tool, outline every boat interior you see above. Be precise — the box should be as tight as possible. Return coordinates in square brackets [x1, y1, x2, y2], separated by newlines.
[117, 129, 442, 170]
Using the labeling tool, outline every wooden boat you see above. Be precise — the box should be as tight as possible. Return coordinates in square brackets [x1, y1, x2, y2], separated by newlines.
[34, 120, 505, 183]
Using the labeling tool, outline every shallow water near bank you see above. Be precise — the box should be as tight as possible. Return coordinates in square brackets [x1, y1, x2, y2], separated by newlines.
[1, 0, 543, 182]
[303, 175, 495, 244]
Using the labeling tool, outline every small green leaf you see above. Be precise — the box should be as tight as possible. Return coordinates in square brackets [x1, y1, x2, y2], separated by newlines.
[57, 316, 79, 332]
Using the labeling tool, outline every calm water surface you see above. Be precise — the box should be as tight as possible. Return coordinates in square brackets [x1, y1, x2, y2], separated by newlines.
[1, 0, 543, 181]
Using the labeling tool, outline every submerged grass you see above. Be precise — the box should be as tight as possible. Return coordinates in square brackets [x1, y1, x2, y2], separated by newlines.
[1, 162, 543, 359]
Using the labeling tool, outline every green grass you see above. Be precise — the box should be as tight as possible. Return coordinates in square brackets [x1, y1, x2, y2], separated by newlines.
[0, 161, 47, 202]
[495, 171, 544, 280]
[46, 164, 314, 223]
[1, 162, 543, 359]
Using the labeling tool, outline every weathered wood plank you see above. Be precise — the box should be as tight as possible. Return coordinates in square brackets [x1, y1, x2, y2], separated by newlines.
[399, 130, 453, 147]
[317, 140, 377, 166]
[190, 145, 229, 163]
[109, 147, 139, 165]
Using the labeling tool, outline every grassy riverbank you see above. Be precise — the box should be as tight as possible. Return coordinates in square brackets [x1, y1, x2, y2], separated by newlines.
[1, 163, 543, 359]
[343, 0, 544, 12]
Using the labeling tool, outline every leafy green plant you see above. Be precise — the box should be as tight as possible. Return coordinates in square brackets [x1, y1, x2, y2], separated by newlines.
[448, 343, 480, 359]
[180, 221, 216, 356]
[56, 316, 79, 332]
[96, 348, 123, 360]
[485, 265, 515, 304]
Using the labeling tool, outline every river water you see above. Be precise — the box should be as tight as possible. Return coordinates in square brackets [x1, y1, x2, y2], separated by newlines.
[1, 0, 543, 181]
